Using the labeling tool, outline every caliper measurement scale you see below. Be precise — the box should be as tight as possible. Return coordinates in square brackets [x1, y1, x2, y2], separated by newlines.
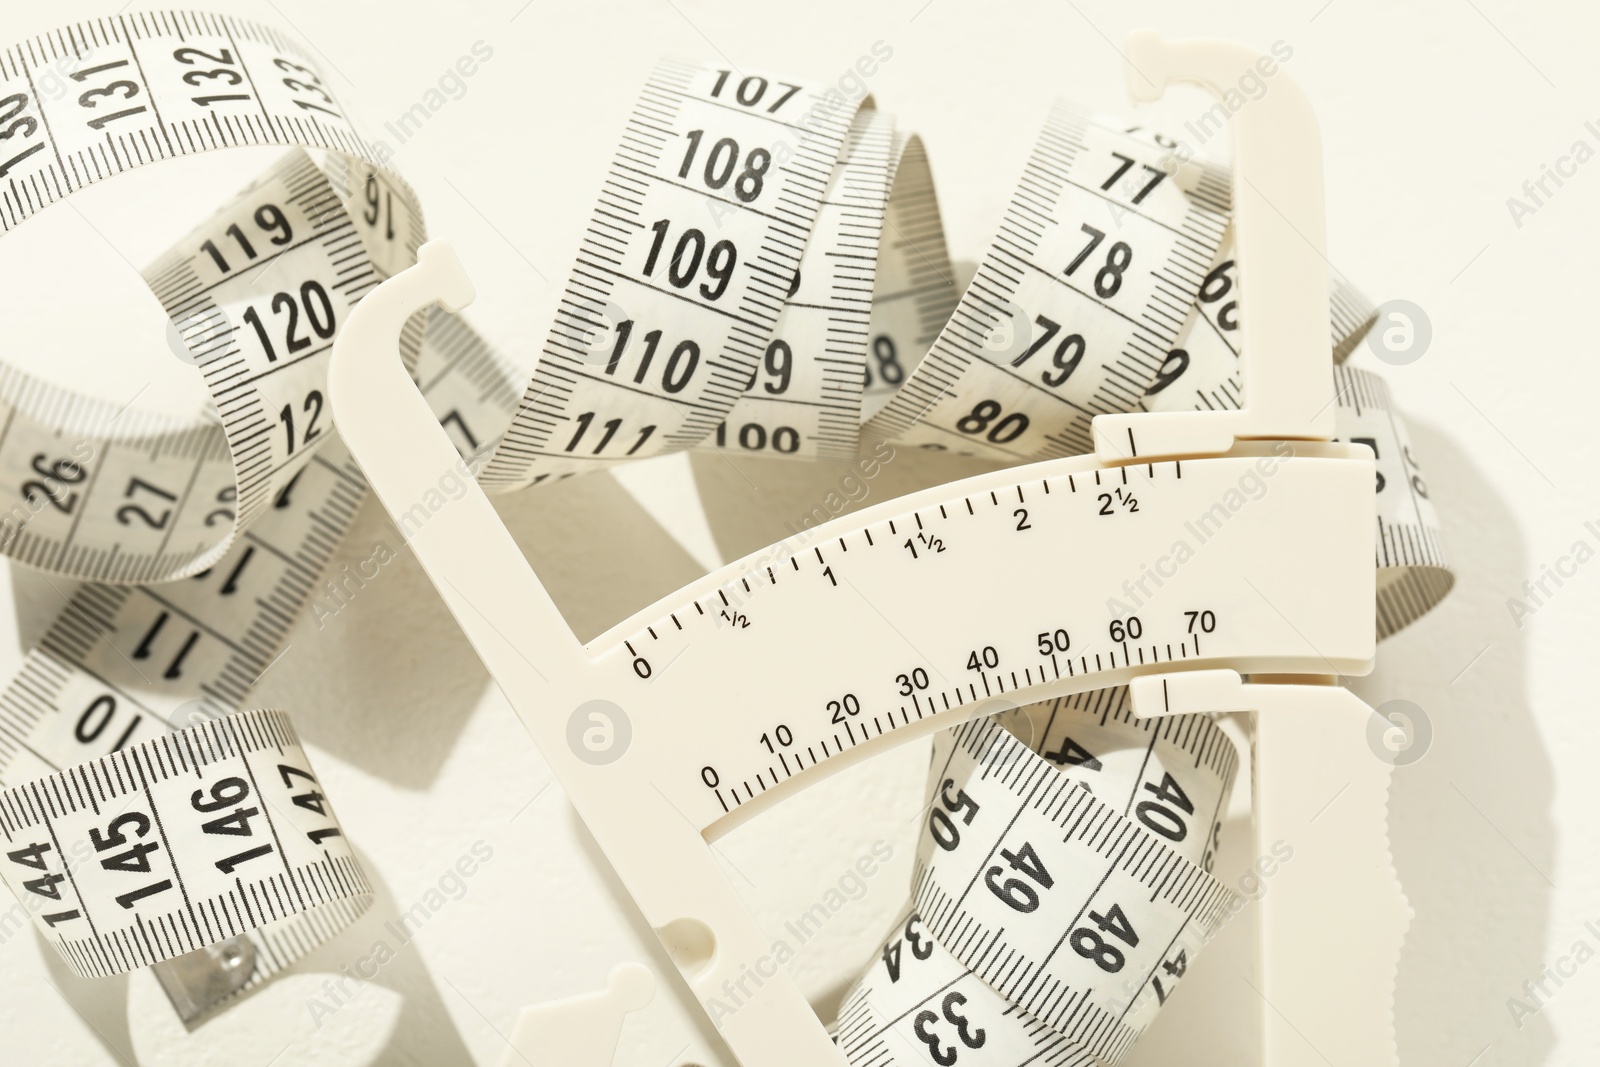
[332, 37, 1402, 1067]
[577, 442, 1362, 830]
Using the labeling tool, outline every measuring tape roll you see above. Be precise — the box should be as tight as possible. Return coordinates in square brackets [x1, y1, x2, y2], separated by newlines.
[0, 324, 516, 1017]
[0, 11, 497, 1018]
[0, 707, 366, 998]
[0, 12, 431, 586]
[476, 61, 866, 485]
[835, 696, 1239, 1065]
[0, 16, 1452, 1044]
[1330, 367, 1452, 639]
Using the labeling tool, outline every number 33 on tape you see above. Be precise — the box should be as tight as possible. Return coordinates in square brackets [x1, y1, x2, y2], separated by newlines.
[327, 33, 1445, 1067]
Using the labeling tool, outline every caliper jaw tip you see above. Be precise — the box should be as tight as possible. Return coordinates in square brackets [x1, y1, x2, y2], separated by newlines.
[1107, 33, 1337, 464]
[1131, 668, 1407, 1067]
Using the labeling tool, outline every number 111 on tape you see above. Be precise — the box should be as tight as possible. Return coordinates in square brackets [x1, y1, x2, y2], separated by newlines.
[329, 35, 1405, 1067]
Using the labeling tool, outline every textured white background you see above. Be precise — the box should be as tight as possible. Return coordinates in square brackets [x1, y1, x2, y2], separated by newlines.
[0, 0, 1594, 1064]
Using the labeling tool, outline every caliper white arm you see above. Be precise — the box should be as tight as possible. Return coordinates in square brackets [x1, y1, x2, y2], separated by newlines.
[327, 243, 588, 681]
[1096, 35, 1336, 462]
[1132, 671, 1406, 1067]
[330, 243, 851, 1067]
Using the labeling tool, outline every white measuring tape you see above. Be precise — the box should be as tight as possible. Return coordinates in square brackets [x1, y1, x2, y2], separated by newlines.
[836, 699, 1239, 1065]
[0, 708, 366, 994]
[0, 14, 1449, 1062]
[0, 11, 491, 1017]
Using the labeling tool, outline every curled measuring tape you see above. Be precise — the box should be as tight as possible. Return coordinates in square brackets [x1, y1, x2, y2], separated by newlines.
[0, 14, 425, 585]
[0, 11, 498, 1018]
[0, 13, 1451, 1065]
[0, 708, 366, 1005]
[836, 699, 1240, 1065]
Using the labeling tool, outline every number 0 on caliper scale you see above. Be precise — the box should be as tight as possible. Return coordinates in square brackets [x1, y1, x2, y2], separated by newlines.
[331, 36, 1405, 1067]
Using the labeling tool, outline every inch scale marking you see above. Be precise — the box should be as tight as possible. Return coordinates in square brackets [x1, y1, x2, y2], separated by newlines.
[577, 445, 1368, 832]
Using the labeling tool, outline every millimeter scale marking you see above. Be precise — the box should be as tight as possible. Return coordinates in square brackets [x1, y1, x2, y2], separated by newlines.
[330, 35, 1401, 1067]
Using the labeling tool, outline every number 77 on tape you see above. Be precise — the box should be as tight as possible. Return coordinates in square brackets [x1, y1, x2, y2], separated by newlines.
[330, 35, 1406, 1067]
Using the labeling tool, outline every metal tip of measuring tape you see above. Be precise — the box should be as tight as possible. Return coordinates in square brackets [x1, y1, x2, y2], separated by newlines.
[151, 936, 258, 1024]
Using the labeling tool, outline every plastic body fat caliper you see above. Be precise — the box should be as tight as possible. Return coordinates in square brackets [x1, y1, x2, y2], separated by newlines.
[329, 35, 1403, 1067]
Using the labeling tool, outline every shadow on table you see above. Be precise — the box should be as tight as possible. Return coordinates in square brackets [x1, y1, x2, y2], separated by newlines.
[249, 466, 706, 792]
[1353, 419, 1555, 1067]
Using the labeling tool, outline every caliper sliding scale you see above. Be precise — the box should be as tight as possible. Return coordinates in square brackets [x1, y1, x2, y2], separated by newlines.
[330, 36, 1403, 1067]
